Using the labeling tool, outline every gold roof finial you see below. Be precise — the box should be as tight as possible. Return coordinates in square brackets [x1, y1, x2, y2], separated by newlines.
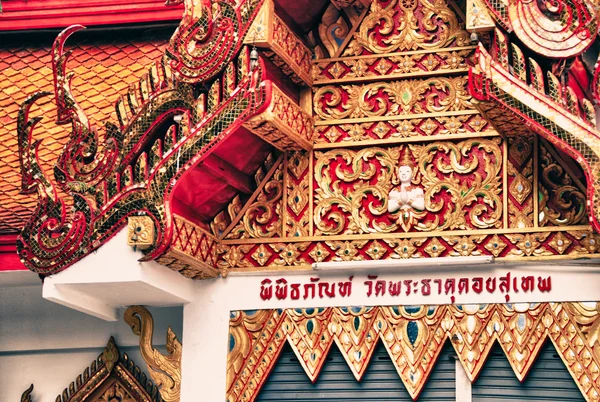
[400, 147, 414, 168]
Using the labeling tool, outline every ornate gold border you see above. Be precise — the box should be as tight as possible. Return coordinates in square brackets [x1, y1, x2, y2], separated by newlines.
[227, 303, 600, 401]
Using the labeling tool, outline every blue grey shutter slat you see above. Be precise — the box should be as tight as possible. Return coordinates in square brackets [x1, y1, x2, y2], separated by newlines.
[256, 340, 456, 401]
[472, 340, 585, 401]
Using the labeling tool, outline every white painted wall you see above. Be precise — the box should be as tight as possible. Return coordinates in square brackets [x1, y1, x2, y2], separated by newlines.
[0, 284, 183, 402]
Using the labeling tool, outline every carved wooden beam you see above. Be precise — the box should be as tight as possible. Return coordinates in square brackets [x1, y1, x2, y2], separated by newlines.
[202, 155, 254, 194]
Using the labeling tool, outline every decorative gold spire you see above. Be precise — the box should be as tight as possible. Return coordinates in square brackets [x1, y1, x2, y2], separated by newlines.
[400, 147, 414, 168]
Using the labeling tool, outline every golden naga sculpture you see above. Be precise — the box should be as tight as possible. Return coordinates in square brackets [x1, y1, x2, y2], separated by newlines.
[124, 306, 182, 402]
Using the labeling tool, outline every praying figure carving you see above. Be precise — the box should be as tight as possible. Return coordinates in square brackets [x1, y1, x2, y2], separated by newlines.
[388, 149, 426, 231]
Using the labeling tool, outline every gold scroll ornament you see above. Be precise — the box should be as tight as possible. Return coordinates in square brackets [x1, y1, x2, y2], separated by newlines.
[124, 306, 182, 402]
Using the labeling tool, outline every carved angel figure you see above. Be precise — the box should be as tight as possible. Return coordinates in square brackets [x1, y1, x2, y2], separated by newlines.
[388, 149, 426, 231]
[388, 150, 425, 213]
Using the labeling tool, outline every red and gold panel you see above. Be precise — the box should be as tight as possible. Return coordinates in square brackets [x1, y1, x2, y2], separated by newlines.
[227, 303, 600, 402]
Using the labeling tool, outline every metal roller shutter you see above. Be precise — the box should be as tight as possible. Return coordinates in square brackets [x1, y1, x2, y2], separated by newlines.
[472, 341, 584, 401]
[256, 341, 456, 401]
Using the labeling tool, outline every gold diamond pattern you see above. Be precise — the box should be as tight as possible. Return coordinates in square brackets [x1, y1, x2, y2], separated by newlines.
[424, 238, 446, 257]
[509, 172, 532, 204]
[548, 232, 572, 254]
[394, 239, 417, 258]
[366, 240, 387, 259]
[329, 62, 345, 79]
[371, 121, 391, 139]
[468, 115, 487, 132]
[422, 54, 440, 71]
[308, 243, 331, 262]
[484, 234, 508, 257]
[252, 244, 273, 266]
[374, 58, 393, 75]
[419, 118, 438, 136]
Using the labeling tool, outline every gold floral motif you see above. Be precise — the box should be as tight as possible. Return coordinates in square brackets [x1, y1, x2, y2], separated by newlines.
[365, 239, 388, 259]
[218, 245, 254, 269]
[273, 242, 310, 265]
[423, 237, 446, 257]
[372, 121, 391, 138]
[484, 234, 508, 257]
[234, 165, 283, 239]
[308, 243, 331, 262]
[344, 0, 469, 56]
[419, 118, 439, 136]
[315, 147, 398, 235]
[286, 215, 310, 237]
[387, 237, 426, 258]
[438, 115, 467, 135]
[508, 162, 532, 205]
[251, 244, 273, 266]
[327, 240, 368, 261]
[422, 54, 440, 71]
[547, 232, 572, 254]
[505, 233, 552, 257]
[508, 198, 534, 228]
[315, 141, 502, 235]
[415, 138, 503, 231]
[321, 126, 345, 142]
[313, 77, 471, 120]
[571, 232, 600, 254]
[467, 115, 487, 132]
[288, 179, 309, 216]
[443, 235, 485, 256]
[228, 304, 600, 401]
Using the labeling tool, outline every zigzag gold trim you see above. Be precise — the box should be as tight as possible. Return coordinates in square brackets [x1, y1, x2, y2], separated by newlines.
[227, 303, 600, 401]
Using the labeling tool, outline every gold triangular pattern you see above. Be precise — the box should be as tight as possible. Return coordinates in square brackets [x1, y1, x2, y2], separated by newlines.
[227, 303, 600, 402]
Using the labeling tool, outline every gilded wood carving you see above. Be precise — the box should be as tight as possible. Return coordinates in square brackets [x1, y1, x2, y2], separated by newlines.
[124, 306, 182, 402]
[21, 338, 161, 402]
[227, 303, 600, 401]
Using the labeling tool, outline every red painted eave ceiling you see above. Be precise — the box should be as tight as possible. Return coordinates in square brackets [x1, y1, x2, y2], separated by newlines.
[172, 128, 275, 224]
[0, 0, 184, 31]
[0, 235, 26, 271]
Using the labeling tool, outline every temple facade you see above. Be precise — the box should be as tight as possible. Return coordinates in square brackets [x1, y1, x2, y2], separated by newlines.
[2, 0, 600, 400]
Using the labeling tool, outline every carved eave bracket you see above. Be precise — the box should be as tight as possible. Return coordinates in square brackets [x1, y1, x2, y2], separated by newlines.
[244, 0, 313, 87]
[244, 82, 314, 151]
[469, 42, 600, 233]
[125, 305, 182, 402]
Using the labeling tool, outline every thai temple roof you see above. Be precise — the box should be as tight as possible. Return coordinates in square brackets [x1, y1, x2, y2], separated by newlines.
[0, 29, 171, 234]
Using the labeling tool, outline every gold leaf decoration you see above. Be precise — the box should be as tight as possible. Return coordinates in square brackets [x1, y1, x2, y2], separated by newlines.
[313, 77, 471, 121]
[344, 0, 470, 56]
[124, 306, 181, 402]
